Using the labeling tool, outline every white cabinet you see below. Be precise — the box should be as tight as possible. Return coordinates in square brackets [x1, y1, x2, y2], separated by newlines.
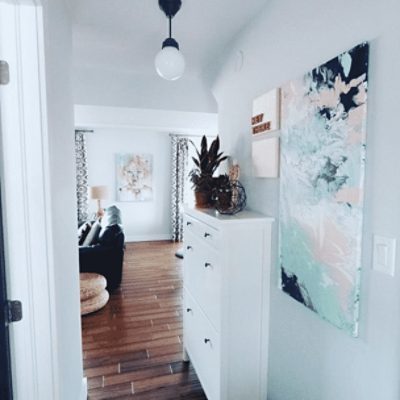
[183, 208, 273, 400]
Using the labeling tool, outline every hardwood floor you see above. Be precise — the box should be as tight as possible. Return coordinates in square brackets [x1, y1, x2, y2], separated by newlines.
[81, 241, 207, 400]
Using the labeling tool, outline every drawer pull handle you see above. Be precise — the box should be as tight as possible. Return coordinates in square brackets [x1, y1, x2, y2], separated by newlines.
[186, 221, 192, 226]
[204, 262, 211, 268]
[186, 308, 192, 312]
[186, 245, 193, 251]
[204, 338, 211, 344]
[204, 232, 211, 238]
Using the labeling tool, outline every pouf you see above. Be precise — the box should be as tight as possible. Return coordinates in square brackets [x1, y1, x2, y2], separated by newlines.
[80, 273, 109, 316]
[80, 272, 107, 300]
[81, 290, 109, 316]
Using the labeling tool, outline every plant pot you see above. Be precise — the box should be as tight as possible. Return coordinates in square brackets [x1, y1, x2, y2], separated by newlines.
[194, 191, 212, 208]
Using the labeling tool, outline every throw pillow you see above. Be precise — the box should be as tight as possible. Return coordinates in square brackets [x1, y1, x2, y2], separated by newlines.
[78, 221, 92, 245]
[82, 220, 102, 247]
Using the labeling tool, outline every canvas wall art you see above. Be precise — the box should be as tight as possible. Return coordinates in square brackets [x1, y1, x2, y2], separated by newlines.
[116, 153, 153, 202]
[251, 88, 280, 135]
[279, 43, 369, 336]
[252, 137, 280, 178]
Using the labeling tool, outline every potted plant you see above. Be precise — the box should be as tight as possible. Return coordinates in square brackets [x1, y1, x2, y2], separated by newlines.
[189, 135, 228, 208]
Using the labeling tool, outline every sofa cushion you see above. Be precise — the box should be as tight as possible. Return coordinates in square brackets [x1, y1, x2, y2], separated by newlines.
[78, 221, 92, 245]
[82, 220, 102, 246]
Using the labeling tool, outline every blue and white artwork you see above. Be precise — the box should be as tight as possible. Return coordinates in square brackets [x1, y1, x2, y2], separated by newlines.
[279, 43, 369, 336]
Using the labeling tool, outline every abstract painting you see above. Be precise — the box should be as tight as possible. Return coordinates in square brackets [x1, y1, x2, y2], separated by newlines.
[279, 43, 369, 336]
[116, 153, 153, 202]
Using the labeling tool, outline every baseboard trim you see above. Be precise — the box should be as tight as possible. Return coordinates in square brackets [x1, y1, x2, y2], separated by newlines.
[125, 234, 171, 243]
[80, 377, 87, 400]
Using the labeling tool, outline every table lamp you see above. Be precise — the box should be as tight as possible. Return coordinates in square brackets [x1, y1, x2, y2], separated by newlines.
[89, 185, 109, 218]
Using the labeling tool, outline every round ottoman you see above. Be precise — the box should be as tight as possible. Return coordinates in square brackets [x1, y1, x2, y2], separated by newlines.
[80, 273, 109, 316]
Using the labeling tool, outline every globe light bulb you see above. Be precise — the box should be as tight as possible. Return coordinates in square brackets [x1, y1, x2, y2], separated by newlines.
[155, 45, 185, 81]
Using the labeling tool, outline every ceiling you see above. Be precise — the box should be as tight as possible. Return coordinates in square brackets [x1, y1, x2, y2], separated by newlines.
[68, 0, 268, 78]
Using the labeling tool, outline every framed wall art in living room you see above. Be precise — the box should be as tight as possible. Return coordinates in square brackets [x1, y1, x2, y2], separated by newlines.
[116, 153, 153, 202]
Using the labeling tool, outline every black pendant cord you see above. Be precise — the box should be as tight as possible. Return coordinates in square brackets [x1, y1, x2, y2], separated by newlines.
[160, 0, 180, 50]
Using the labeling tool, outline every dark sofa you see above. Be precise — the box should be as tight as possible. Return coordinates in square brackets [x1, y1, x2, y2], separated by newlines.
[79, 206, 125, 291]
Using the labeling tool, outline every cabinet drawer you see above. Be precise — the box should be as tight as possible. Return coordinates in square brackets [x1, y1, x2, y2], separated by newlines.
[183, 231, 221, 330]
[183, 290, 221, 400]
[184, 214, 220, 249]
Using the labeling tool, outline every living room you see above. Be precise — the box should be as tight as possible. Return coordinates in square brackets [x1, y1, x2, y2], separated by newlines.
[0, 0, 399, 400]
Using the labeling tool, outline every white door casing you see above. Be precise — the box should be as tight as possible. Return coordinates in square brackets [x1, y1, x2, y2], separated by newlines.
[0, 1, 59, 398]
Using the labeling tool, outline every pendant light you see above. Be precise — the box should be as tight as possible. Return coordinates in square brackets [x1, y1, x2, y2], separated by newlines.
[155, 0, 185, 81]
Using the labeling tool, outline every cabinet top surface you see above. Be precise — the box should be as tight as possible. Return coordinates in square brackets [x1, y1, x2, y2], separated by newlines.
[185, 207, 274, 224]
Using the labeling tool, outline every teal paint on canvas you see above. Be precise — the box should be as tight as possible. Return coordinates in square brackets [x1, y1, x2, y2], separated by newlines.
[279, 43, 369, 336]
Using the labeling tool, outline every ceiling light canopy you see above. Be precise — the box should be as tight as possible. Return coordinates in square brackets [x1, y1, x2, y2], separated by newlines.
[155, 0, 185, 81]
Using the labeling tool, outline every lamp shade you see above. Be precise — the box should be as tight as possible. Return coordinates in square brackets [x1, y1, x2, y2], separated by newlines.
[89, 185, 108, 200]
[155, 46, 185, 81]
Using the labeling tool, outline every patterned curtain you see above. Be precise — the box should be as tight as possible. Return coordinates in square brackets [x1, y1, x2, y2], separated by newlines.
[75, 130, 89, 224]
[170, 135, 189, 242]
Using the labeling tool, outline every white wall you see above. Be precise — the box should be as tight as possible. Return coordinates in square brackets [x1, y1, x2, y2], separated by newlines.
[73, 65, 217, 113]
[42, 0, 85, 398]
[86, 129, 172, 242]
[74, 105, 218, 136]
[211, 1, 400, 399]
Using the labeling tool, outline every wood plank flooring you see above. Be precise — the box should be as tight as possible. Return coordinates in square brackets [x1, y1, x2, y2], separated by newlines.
[81, 241, 207, 400]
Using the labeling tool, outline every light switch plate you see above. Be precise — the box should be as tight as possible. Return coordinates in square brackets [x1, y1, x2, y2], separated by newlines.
[373, 235, 397, 276]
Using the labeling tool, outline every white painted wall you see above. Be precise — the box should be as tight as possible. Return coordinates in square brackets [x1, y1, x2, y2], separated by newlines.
[73, 65, 217, 113]
[74, 105, 218, 136]
[85, 128, 172, 242]
[211, 0, 400, 399]
[42, 0, 85, 398]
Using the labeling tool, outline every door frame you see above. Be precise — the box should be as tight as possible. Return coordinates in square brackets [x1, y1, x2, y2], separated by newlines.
[0, 1, 59, 398]
[0, 185, 12, 399]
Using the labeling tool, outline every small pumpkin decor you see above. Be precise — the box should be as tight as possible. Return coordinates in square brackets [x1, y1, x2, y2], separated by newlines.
[189, 135, 228, 208]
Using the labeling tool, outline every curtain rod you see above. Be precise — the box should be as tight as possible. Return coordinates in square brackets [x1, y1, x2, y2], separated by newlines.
[169, 133, 216, 138]
[75, 129, 94, 134]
